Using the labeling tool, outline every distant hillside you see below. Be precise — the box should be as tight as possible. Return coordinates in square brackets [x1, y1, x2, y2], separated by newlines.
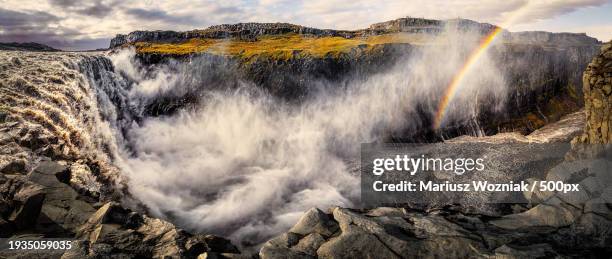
[0, 42, 60, 51]
[109, 17, 601, 53]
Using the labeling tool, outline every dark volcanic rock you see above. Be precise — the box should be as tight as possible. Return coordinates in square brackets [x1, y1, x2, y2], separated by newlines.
[262, 111, 612, 258]
[264, 197, 611, 257]
[133, 40, 597, 141]
[8, 182, 45, 230]
[507, 31, 600, 47]
[110, 23, 356, 48]
[110, 17, 600, 49]
[0, 42, 60, 52]
[75, 202, 239, 258]
[0, 51, 240, 258]
[574, 41, 612, 144]
[119, 17, 599, 140]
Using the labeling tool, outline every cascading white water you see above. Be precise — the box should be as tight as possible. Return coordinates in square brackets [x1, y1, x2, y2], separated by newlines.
[94, 26, 508, 246]
[0, 26, 506, 247]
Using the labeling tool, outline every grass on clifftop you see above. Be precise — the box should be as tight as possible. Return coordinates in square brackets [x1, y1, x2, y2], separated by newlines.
[132, 33, 428, 59]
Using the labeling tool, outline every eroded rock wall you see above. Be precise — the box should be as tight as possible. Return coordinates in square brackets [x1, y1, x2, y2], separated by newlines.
[576, 41, 612, 144]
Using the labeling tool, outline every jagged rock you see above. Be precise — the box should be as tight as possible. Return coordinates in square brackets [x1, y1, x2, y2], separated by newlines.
[76, 202, 239, 258]
[8, 183, 45, 229]
[490, 204, 578, 230]
[26, 161, 97, 235]
[0, 159, 26, 174]
[575, 41, 612, 144]
[267, 179, 611, 258]
[292, 233, 326, 256]
[111, 18, 599, 49]
[261, 207, 492, 258]
[260, 232, 312, 259]
[28, 160, 68, 187]
[288, 208, 339, 237]
[316, 224, 401, 259]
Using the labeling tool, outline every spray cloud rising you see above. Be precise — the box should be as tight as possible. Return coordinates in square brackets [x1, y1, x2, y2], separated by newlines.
[107, 25, 508, 245]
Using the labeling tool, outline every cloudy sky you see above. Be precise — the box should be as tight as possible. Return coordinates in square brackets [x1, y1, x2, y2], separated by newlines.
[0, 0, 610, 50]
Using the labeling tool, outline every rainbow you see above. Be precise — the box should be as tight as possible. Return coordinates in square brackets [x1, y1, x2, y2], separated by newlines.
[432, 26, 504, 129]
[432, 3, 531, 129]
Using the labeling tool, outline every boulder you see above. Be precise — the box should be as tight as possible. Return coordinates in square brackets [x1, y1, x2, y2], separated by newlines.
[316, 224, 401, 259]
[0, 159, 26, 174]
[76, 202, 239, 258]
[261, 207, 490, 258]
[288, 208, 339, 237]
[490, 204, 578, 230]
[8, 183, 45, 229]
[28, 161, 97, 235]
[292, 233, 325, 256]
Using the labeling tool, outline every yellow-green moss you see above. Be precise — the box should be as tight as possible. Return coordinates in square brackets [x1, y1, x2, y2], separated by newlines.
[132, 33, 427, 59]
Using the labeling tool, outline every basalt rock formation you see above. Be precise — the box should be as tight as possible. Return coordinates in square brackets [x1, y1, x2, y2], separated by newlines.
[575, 41, 612, 144]
[110, 17, 598, 49]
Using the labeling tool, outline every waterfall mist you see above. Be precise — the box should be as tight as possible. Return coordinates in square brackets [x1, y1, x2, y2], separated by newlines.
[106, 26, 508, 246]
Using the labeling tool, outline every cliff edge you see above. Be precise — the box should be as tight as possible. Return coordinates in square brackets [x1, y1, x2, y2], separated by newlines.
[575, 41, 612, 144]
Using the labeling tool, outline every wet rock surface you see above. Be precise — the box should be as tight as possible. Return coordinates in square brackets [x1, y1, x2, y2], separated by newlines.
[0, 51, 239, 258]
[0, 160, 240, 258]
[262, 111, 612, 258]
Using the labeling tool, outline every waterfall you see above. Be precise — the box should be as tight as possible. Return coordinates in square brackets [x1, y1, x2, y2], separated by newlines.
[1, 25, 510, 248]
[94, 26, 507, 246]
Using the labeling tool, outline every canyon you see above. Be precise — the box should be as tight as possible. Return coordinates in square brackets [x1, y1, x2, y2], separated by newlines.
[0, 17, 610, 258]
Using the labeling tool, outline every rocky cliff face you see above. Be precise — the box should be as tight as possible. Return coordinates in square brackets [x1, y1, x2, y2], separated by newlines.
[110, 17, 599, 49]
[110, 23, 356, 48]
[132, 42, 599, 140]
[110, 18, 601, 139]
[575, 41, 612, 144]
[506, 31, 600, 47]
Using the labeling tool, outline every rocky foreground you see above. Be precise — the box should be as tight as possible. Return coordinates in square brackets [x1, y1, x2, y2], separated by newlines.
[259, 111, 612, 258]
[259, 42, 612, 258]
